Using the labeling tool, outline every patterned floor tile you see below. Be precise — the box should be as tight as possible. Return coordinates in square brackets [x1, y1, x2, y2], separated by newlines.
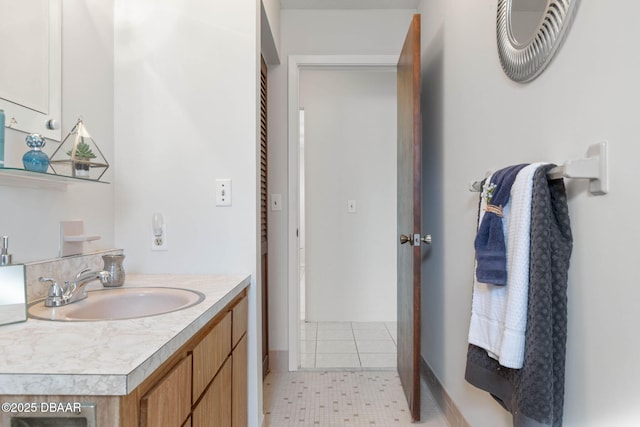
[264, 370, 449, 427]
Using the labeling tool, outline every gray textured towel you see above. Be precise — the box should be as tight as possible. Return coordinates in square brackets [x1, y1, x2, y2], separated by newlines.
[465, 164, 573, 427]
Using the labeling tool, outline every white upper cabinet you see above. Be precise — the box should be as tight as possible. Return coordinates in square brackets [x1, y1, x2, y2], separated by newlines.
[0, 0, 61, 140]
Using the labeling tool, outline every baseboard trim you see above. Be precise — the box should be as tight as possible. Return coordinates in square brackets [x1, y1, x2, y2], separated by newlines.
[421, 357, 471, 427]
[268, 350, 289, 372]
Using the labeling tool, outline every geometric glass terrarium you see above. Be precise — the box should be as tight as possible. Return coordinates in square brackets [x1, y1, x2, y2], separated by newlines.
[49, 118, 109, 181]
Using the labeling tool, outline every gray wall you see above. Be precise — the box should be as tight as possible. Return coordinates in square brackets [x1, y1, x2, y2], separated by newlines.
[419, 0, 640, 425]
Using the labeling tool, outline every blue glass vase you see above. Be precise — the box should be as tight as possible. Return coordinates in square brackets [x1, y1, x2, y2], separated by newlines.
[22, 134, 49, 173]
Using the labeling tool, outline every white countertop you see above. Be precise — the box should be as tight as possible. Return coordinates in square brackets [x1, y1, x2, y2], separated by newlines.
[0, 274, 250, 396]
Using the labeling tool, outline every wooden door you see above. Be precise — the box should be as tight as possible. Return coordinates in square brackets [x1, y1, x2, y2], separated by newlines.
[260, 55, 270, 379]
[397, 14, 422, 422]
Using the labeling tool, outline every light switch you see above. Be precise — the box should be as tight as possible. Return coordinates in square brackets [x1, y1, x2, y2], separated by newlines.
[271, 194, 282, 211]
[216, 179, 232, 206]
[347, 199, 357, 213]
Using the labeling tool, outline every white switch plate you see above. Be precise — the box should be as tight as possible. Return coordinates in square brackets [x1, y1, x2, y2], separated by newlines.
[271, 194, 282, 211]
[216, 179, 232, 206]
[347, 199, 357, 213]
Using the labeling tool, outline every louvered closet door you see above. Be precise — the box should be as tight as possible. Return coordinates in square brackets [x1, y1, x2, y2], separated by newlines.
[260, 55, 270, 379]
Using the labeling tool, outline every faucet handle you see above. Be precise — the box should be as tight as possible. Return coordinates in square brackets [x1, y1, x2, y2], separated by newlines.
[40, 277, 65, 307]
[39, 277, 60, 294]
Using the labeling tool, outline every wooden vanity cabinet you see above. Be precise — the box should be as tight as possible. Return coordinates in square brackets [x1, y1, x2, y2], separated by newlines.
[192, 312, 231, 400]
[232, 334, 248, 427]
[193, 357, 232, 426]
[122, 291, 248, 427]
[232, 296, 248, 346]
[140, 354, 192, 427]
[231, 296, 249, 427]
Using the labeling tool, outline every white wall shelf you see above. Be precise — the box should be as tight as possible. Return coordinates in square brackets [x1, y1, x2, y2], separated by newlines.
[0, 168, 109, 191]
[59, 220, 101, 257]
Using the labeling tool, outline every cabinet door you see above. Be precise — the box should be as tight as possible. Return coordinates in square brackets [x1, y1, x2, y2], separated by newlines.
[192, 311, 231, 399]
[193, 357, 232, 427]
[232, 334, 248, 427]
[140, 354, 192, 427]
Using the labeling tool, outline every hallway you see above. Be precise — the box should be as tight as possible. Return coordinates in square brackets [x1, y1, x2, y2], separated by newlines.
[299, 321, 397, 369]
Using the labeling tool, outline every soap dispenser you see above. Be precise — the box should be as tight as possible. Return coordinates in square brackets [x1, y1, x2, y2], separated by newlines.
[1, 236, 11, 266]
[0, 236, 27, 325]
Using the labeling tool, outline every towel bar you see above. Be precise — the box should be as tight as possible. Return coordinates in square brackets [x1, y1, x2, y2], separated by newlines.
[469, 141, 608, 196]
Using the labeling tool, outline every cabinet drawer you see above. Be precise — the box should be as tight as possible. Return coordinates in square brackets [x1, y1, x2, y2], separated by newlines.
[192, 311, 231, 400]
[193, 357, 232, 427]
[232, 296, 248, 348]
[140, 354, 192, 427]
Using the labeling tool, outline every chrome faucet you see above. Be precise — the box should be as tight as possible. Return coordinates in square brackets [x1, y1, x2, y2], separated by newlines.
[40, 268, 111, 307]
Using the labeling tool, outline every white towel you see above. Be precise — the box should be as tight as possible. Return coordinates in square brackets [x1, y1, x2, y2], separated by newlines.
[468, 163, 545, 369]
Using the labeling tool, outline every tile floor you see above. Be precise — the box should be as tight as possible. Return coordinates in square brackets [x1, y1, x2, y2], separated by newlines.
[264, 369, 449, 426]
[299, 321, 397, 369]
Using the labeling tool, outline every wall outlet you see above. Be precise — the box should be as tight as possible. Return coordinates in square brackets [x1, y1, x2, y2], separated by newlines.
[151, 224, 167, 251]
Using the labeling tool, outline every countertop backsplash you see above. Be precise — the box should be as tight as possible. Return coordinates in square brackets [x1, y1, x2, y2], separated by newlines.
[24, 249, 124, 303]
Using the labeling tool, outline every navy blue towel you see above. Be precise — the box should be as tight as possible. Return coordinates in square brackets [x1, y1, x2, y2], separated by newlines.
[474, 164, 528, 285]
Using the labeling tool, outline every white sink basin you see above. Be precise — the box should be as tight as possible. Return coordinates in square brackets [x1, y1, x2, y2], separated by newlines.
[28, 287, 205, 321]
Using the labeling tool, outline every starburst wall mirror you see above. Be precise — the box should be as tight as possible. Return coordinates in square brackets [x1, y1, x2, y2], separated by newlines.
[497, 0, 580, 83]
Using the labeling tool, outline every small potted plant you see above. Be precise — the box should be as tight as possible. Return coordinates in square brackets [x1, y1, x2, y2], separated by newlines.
[67, 141, 96, 178]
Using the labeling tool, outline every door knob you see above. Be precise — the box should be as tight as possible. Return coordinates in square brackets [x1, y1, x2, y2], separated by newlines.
[399, 234, 412, 245]
[399, 234, 432, 246]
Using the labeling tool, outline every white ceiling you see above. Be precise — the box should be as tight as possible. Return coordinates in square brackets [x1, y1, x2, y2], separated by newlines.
[280, 0, 419, 9]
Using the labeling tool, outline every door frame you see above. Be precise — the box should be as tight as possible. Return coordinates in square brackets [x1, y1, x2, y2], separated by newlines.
[286, 54, 398, 370]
